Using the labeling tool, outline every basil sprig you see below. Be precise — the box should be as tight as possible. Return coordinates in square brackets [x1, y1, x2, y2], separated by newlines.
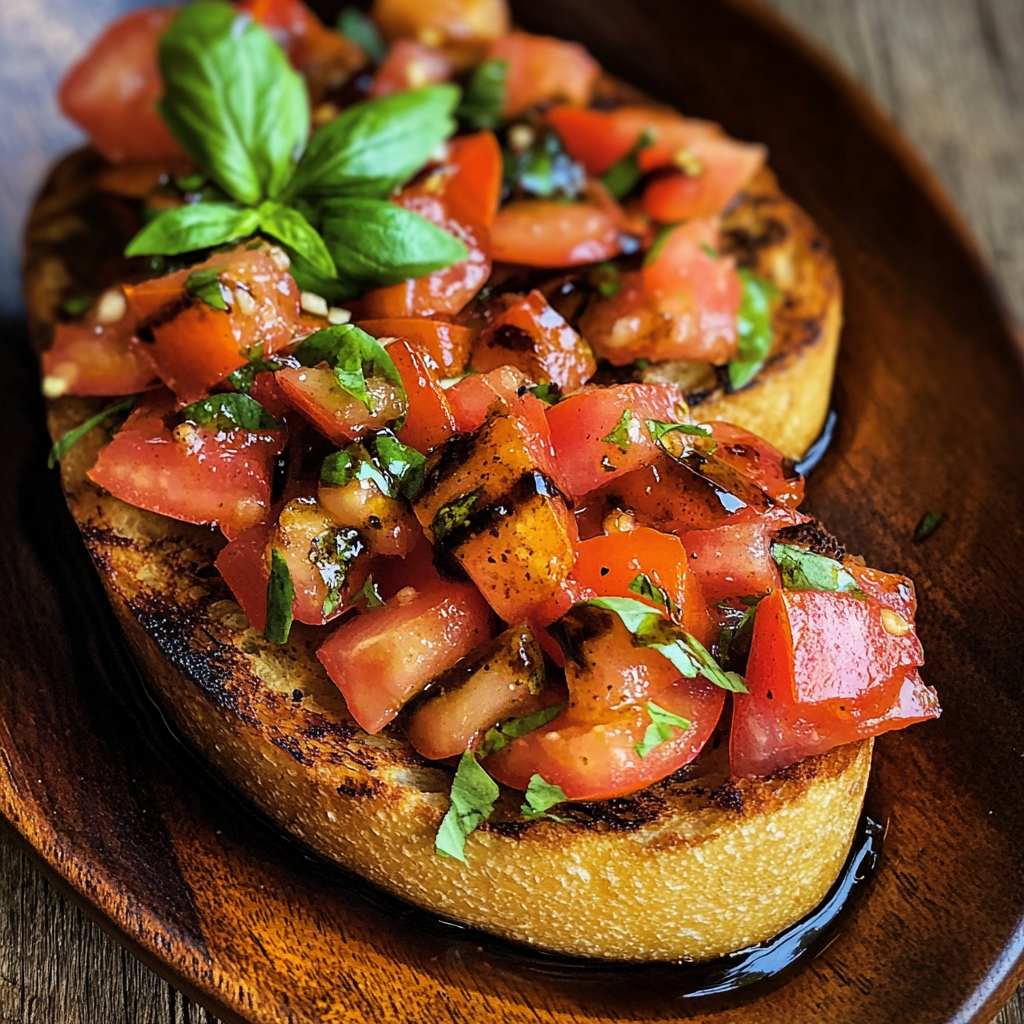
[601, 407, 636, 453]
[126, 3, 466, 296]
[336, 7, 386, 65]
[728, 269, 777, 390]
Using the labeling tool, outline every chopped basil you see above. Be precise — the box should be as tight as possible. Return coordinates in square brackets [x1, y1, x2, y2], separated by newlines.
[528, 382, 562, 406]
[336, 7, 386, 65]
[227, 345, 284, 394]
[913, 511, 944, 544]
[353, 573, 383, 609]
[47, 395, 138, 469]
[645, 419, 717, 454]
[771, 542, 865, 597]
[478, 703, 565, 758]
[634, 701, 692, 759]
[435, 750, 499, 862]
[502, 127, 586, 201]
[717, 596, 762, 666]
[432, 487, 483, 542]
[699, 241, 720, 259]
[180, 393, 280, 432]
[309, 526, 364, 617]
[294, 324, 406, 415]
[644, 224, 676, 267]
[728, 270, 777, 391]
[185, 268, 230, 311]
[458, 58, 508, 131]
[601, 407, 635, 453]
[591, 261, 623, 299]
[600, 128, 655, 200]
[61, 294, 95, 318]
[521, 775, 571, 822]
[264, 549, 295, 644]
[627, 572, 678, 617]
[371, 430, 426, 499]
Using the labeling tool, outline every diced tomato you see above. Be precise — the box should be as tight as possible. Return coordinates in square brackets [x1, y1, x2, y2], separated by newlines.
[276, 365, 406, 445]
[472, 290, 596, 391]
[88, 390, 285, 537]
[580, 219, 741, 366]
[386, 338, 457, 451]
[546, 382, 685, 497]
[365, 529, 442, 601]
[371, 39, 451, 96]
[487, 608, 724, 799]
[124, 248, 302, 404]
[317, 578, 494, 733]
[371, 0, 509, 51]
[319, 474, 419, 557]
[58, 7, 184, 164]
[443, 131, 503, 230]
[214, 521, 275, 631]
[248, 371, 294, 422]
[491, 200, 622, 268]
[730, 588, 937, 777]
[487, 32, 599, 117]
[707, 422, 805, 508]
[845, 562, 918, 617]
[356, 318, 475, 375]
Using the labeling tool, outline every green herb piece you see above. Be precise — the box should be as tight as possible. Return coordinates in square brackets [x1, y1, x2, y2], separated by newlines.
[294, 324, 405, 414]
[503, 127, 586, 200]
[478, 704, 565, 758]
[659, 630, 749, 693]
[644, 224, 677, 267]
[287, 247, 360, 305]
[227, 345, 282, 394]
[287, 85, 460, 200]
[47, 395, 138, 469]
[771, 542, 865, 597]
[699, 241, 720, 259]
[645, 419, 716, 454]
[320, 449, 358, 486]
[458, 58, 508, 130]
[634, 701, 692, 759]
[628, 572, 674, 613]
[353, 573, 384, 609]
[175, 171, 206, 192]
[180, 393, 280, 432]
[309, 527, 364, 617]
[728, 270, 777, 391]
[61, 294, 95, 318]
[125, 202, 261, 258]
[432, 487, 483, 542]
[157, 2, 308, 205]
[521, 775, 570, 822]
[591, 261, 623, 299]
[717, 597, 762, 665]
[913, 512, 944, 544]
[435, 750, 499, 862]
[337, 7, 386, 64]
[257, 201, 336, 278]
[372, 430, 427, 500]
[265, 549, 295, 643]
[600, 128, 655, 199]
[528, 382, 562, 406]
[602, 408, 635, 453]
[185, 268, 230, 311]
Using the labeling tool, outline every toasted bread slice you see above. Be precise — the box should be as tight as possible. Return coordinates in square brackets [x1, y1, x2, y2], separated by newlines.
[27, 144, 863, 961]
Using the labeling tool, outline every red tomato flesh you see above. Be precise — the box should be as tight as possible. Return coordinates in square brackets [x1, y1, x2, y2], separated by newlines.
[387, 338, 457, 451]
[487, 31, 599, 117]
[356, 317, 476, 376]
[317, 579, 493, 733]
[371, 39, 451, 96]
[371, 0, 509, 49]
[214, 521, 274, 632]
[491, 200, 622, 268]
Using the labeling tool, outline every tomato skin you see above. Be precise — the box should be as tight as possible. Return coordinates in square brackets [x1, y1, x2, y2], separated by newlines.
[546, 382, 685, 498]
[214, 521, 274, 631]
[707, 423, 805, 508]
[248, 371, 294, 422]
[356, 318, 475, 376]
[491, 200, 622, 268]
[387, 338, 457, 451]
[371, 39, 451, 96]
[472, 290, 596, 391]
[317, 579, 494, 733]
[87, 390, 286, 537]
[487, 32, 599, 117]
[58, 7, 184, 164]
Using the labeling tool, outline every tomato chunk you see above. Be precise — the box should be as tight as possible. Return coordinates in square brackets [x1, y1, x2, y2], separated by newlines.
[356, 318, 475, 376]
[487, 31, 599, 117]
[58, 7, 185, 164]
[472, 290, 596, 391]
[317, 579, 494, 733]
[88, 390, 286, 537]
[491, 200, 622, 268]
[371, 0, 509, 51]
[215, 521, 275, 632]
[371, 39, 451, 96]
[546, 382, 685, 497]
[707, 422, 805, 508]
[387, 338, 457, 451]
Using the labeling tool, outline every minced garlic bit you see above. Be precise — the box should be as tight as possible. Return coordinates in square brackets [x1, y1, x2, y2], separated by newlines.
[312, 102, 340, 126]
[42, 374, 69, 398]
[603, 509, 637, 534]
[327, 307, 352, 325]
[233, 287, 256, 316]
[507, 124, 535, 153]
[405, 59, 431, 89]
[429, 141, 450, 164]
[300, 291, 329, 318]
[95, 288, 127, 324]
[673, 148, 705, 177]
[267, 246, 290, 272]
[880, 608, 912, 637]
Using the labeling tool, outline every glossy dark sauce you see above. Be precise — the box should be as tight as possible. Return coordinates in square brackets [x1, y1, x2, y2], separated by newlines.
[795, 409, 838, 476]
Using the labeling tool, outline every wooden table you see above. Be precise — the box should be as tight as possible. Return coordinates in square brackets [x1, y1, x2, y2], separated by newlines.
[2, 1, 1023, 1021]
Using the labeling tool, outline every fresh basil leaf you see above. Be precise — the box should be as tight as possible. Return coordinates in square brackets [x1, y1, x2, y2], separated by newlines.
[180, 392, 280, 432]
[771, 542, 865, 597]
[458, 58, 507, 130]
[310, 526, 365, 617]
[371, 430, 426, 498]
[587, 595, 662, 635]
[227, 345, 285, 394]
[699, 241, 720, 259]
[600, 128, 655, 200]
[294, 324, 405, 414]
[528, 382, 562, 406]
[353, 573, 384, 609]
[654, 629, 748, 692]
[435, 750, 499, 862]
[125, 202, 261, 257]
[433, 487, 483, 542]
[913, 511, 944, 544]
[265, 548, 295, 643]
[287, 86, 460, 200]
[47, 395, 138, 469]
[728, 269, 776, 390]
[320, 449, 359, 487]
[503, 127, 586, 201]
[157, 2, 308, 205]
[337, 7, 386, 64]
[601, 407, 635, 453]
[521, 775, 570, 822]
[628, 572, 670, 610]
[645, 419, 712, 443]
[185, 268, 230, 311]
[320, 198, 468, 288]
[287, 247, 361, 304]
[634, 701, 692, 759]
[644, 224, 677, 267]
[478, 703, 564, 758]
[257, 202, 336, 279]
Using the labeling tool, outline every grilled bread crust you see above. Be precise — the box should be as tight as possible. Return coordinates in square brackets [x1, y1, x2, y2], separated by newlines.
[27, 137, 863, 961]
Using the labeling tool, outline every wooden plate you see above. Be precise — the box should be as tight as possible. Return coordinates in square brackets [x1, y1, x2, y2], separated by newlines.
[3, 0, 1024, 1021]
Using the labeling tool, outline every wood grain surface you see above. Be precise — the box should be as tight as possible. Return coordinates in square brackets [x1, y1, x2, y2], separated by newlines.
[2, 0, 1023, 1022]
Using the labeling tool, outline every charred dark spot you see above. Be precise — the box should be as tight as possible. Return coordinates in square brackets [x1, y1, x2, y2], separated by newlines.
[775, 519, 846, 560]
[489, 324, 537, 354]
[292, 689, 303, 702]
[305, 723, 328, 740]
[336, 777, 380, 799]
[270, 733, 310, 765]
[710, 781, 746, 813]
